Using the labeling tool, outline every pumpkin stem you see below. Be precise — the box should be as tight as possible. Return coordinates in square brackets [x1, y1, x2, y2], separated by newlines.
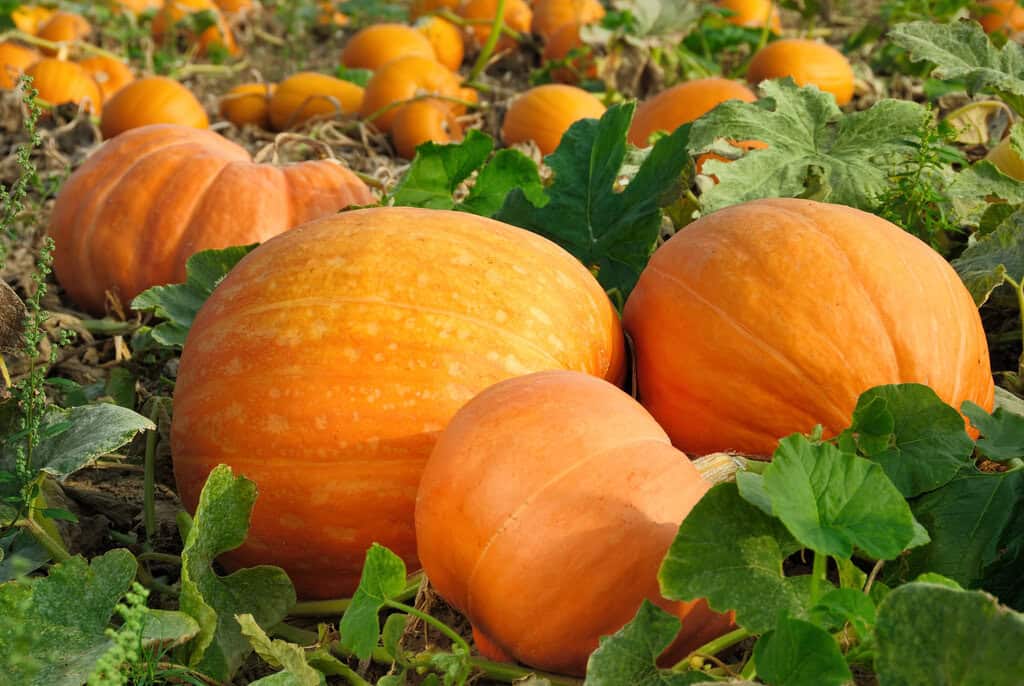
[671, 626, 751, 672]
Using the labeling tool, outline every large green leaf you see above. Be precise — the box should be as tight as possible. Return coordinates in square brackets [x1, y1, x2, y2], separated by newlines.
[962, 400, 1024, 462]
[946, 161, 1024, 227]
[753, 616, 852, 686]
[952, 204, 1024, 306]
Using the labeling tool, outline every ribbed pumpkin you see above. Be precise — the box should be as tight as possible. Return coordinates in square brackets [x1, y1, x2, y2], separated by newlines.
[718, 0, 781, 32]
[986, 137, 1024, 180]
[629, 78, 755, 146]
[170, 207, 625, 599]
[360, 56, 468, 133]
[152, 0, 240, 57]
[268, 72, 364, 130]
[49, 124, 374, 314]
[392, 99, 464, 158]
[623, 198, 995, 457]
[36, 12, 91, 55]
[416, 370, 734, 676]
[0, 43, 39, 89]
[100, 76, 208, 138]
[25, 59, 102, 114]
[458, 0, 532, 50]
[78, 56, 135, 101]
[11, 5, 55, 35]
[341, 23, 436, 71]
[976, 0, 1024, 33]
[543, 22, 595, 84]
[220, 82, 275, 128]
[502, 84, 605, 155]
[531, 0, 605, 39]
[747, 39, 854, 106]
[415, 16, 465, 71]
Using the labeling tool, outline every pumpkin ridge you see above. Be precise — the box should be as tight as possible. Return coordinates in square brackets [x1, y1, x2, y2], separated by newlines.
[169, 158, 241, 282]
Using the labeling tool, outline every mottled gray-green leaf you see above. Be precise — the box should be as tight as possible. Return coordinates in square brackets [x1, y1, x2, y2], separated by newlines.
[339, 543, 408, 660]
[754, 616, 852, 686]
[238, 614, 324, 686]
[952, 205, 1024, 306]
[962, 400, 1024, 462]
[947, 161, 1024, 228]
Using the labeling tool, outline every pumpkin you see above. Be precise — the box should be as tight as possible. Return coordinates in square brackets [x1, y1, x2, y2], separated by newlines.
[976, 0, 1024, 33]
[717, 0, 781, 32]
[78, 56, 135, 101]
[215, 0, 254, 12]
[746, 38, 855, 106]
[152, 0, 240, 57]
[11, 5, 55, 35]
[49, 124, 373, 314]
[501, 84, 605, 155]
[170, 207, 625, 599]
[694, 139, 768, 183]
[531, 0, 605, 39]
[629, 78, 756, 146]
[410, 0, 461, 20]
[622, 198, 995, 457]
[112, 0, 162, 13]
[268, 72, 364, 130]
[0, 42, 40, 90]
[36, 12, 91, 55]
[25, 59, 102, 114]
[415, 16, 465, 71]
[341, 23, 437, 71]
[543, 22, 596, 84]
[359, 56, 468, 134]
[220, 82, 275, 128]
[458, 0, 532, 51]
[100, 76, 208, 138]
[391, 99, 464, 158]
[316, 1, 348, 25]
[415, 370, 734, 676]
[985, 136, 1024, 180]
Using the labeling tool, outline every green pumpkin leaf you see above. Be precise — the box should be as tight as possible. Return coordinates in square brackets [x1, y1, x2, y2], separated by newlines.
[179, 465, 296, 681]
[962, 400, 1024, 462]
[808, 588, 876, 637]
[339, 543, 408, 660]
[131, 243, 258, 349]
[754, 616, 852, 686]
[946, 161, 1024, 228]
[875, 582, 1024, 685]
[238, 614, 325, 686]
[660, 483, 812, 634]
[952, 205, 1024, 306]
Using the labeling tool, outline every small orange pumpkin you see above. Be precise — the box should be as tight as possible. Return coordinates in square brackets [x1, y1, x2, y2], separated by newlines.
[215, 0, 254, 12]
[975, 0, 1024, 33]
[268, 72, 364, 131]
[152, 0, 241, 57]
[0, 42, 40, 90]
[391, 99, 465, 158]
[746, 39, 855, 106]
[458, 0, 532, 51]
[36, 12, 92, 56]
[11, 5, 56, 35]
[416, 370, 734, 676]
[220, 82, 275, 128]
[629, 78, 756, 146]
[623, 198, 995, 457]
[78, 56, 135, 101]
[717, 0, 781, 32]
[100, 76, 208, 138]
[501, 83, 605, 155]
[50, 124, 374, 314]
[341, 23, 437, 71]
[25, 59, 102, 114]
[531, 0, 605, 39]
[359, 56, 468, 134]
[542, 22, 596, 84]
[415, 16, 465, 71]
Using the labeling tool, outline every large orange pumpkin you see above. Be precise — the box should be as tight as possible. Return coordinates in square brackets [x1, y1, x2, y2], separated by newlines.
[0, 43, 40, 90]
[976, 0, 1024, 33]
[100, 76, 208, 138]
[340, 23, 436, 71]
[416, 370, 733, 676]
[268, 72, 364, 130]
[501, 84, 605, 155]
[25, 59, 102, 114]
[746, 38, 854, 106]
[717, 0, 781, 32]
[629, 78, 756, 146]
[531, 0, 605, 39]
[77, 56, 135, 101]
[49, 124, 373, 314]
[623, 198, 995, 457]
[170, 207, 625, 599]
[220, 82, 275, 128]
[36, 12, 91, 56]
[458, 0, 532, 51]
[152, 0, 240, 57]
[359, 56, 468, 133]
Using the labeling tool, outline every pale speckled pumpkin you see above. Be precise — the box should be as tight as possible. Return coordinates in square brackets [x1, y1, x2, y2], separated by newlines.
[171, 207, 626, 599]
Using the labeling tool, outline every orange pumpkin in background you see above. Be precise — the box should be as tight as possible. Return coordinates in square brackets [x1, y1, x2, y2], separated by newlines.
[26, 59, 103, 113]
[415, 16, 465, 71]
[623, 198, 995, 458]
[629, 78, 756, 146]
[746, 38, 855, 106]
[170, 206, 625, 599]
[410, 0, 461, 20]
[49, 124, 374, 314]
[36, 12, 92, 56]
[694, 139, 769, 183]
[78, 56, 135, 101]
[976, 0, 1024, 33]
[100, 76, 208, 138]
[341, 23, 437, 70]
[0, 42, 40, 89]
[501, 83, 606, 155]
[360, 56, 469, 133]
[215, 0, 255, 12]
[458, 0, 533, 51]
[543, 22, 596, 84]
[532, 0, 605, 39]
[220, 82, 276, 128]
[268, 72, 364, 130]
[717, 0, 782, 32]
[391, 99, 465, 158]
[152, 0, 241, 57]
[12, 5, 56, 35]
[112, 0, 161, 13]
[416, 370, 734, 676]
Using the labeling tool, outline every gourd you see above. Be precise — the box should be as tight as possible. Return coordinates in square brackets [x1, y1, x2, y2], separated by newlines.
[49, 124, 374, 314]
[415, 370, 734, 676]
[985, 136, 1024, 180]
[36, 12, 91, 55]
[976, 0, 1024, 33]
[622, 198, 995, 457]
[100, 76, 208, 138]
[359, 56, 469, 133]
[25, 59, 102, 114]
[220, 82, 275, 128]
[746, 38, 855, 106]
[531, 0, 605, 39]
[268, 72, 364, 130]
[717, 0, 781, 32]
[77, 56, 135, 101]
[415, 16, 465, 71]
[629, 78, 756, 146]
[391, 99, 464, 158]
[152, 0, 240, 57]
[542, 22, 596, 84]
[458, 0, 532, 51]
[340, 23, 436, 70]
[0, 43, 39, 89]
[170, 207, 625, 599]
[501, 83, 605, 155]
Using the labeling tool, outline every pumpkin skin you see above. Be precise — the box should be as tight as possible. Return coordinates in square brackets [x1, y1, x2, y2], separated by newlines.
[152, 0, 240, 57]
[985, 137, 1024, 180]
[12, 5, 56, 35]
[341, 23, 437, 71]
[215, 0, 254, 12]
[747, 39, 855, 106]
[112, 0, 162, 13]
[25, 59, 102, 114]
[268, 72, 364, 130]
[49, 124, 374, 314]
[416, 370, 734, 676]
[359, 56, 467, 134]
[718, 0, 781, 32]
[976, 0, 1024, 33]
[623, 198, 995, 457]
[78, 56, 135, 101]
[458, 0, 532, 51]
[170, 207, 626, 599]
[36, 12, 91, 56]
[629, 78, 756, 146]
[416, 16, 465, 71]
[0, 43, 40, 90]
[100, 76, 208, 138]
[220, 82, 275, 128]
[531, 0, 605, 39]
[391, 99, 464, 158]
[501, 84, 605, 155]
